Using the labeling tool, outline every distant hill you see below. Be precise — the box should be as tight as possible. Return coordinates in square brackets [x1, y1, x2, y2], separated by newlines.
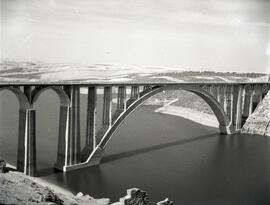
[0, 60, 269, 84]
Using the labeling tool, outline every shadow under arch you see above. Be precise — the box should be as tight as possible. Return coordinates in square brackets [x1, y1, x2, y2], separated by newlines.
[0, 86, 30, 172]
[31, 86, 71, 172]
[67, 85, 230, 171]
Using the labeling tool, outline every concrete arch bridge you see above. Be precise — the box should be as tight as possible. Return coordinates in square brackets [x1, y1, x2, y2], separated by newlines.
[0, 82, 269, 176]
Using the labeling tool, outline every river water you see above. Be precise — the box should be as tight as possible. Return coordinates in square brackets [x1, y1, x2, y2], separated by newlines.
[0, 90, 270, 204]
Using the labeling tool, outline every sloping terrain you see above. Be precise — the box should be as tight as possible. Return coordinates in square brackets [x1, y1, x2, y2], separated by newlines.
[242, 91, 270, 136]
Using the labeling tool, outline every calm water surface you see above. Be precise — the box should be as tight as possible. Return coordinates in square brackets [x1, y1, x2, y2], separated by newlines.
[0, 91, 270, 205]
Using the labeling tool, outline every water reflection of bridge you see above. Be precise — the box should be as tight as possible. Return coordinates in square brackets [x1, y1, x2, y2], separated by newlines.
[0, 82, 269, 176]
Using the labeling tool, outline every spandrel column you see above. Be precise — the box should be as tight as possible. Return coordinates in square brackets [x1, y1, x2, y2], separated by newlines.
[82, 87, 97, 162]
[66, 86, 81, 165]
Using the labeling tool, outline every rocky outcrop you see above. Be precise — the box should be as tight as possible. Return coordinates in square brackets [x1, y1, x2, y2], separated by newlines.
[0, 171, 109, 205]
[112, 188, 174, 205]
[242, 91, 270, 136]
[0, 170, 173, 205]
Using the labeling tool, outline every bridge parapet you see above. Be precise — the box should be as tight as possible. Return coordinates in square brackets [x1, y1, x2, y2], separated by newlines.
[0, 82, 269, 175]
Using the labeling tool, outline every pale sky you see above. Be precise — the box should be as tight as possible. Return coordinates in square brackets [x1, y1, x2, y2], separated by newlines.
[1, 0, 270, 73]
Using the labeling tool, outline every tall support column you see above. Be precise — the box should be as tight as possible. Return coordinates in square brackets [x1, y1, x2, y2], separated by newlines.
[17, 86, 37, 176]
[17, 109, 28, 172]
[140, 86, 152, 96]
[222, 85, 227, 112]
[66, 86, 81, 165]
[218, 85, 225, 108]
[117, 86, 127, 111]
[252, 85, 262, 112]
[96, 87, 112, 145]
[131, 86, 139, 100]
[17, 109, 36, 176]
[206, 85, 211, 93]
[143, 86, 151, 91]
[112, 86, 126, 123]
[55, 105, 70, 170]
[231, 85, 241, 131]
[210, 85, 218, 100]
[242, 85, 253, 126]
[236, 85, 244, 130]
[81, 87, 97, 162]
[126, 86, 140, 107]
[225, 85, 232, 123]
[216, 85, 221, 103]
[86, 87, 97, 149]
[103, 87, 112, 126]
[25, 109, 36, 176]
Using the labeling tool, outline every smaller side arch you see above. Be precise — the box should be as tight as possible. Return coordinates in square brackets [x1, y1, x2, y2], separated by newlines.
[31, 86, 71, 171]
[0, 86, 31, 173]
[0, 86, 30, 109]
[31, 86, 70, 107]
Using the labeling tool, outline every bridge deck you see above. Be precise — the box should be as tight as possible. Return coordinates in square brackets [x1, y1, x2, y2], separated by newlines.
[0, 82, 269, 86]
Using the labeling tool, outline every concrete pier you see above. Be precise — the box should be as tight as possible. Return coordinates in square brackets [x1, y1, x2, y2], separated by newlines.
[231, 85, 242, 131]
[236, 85, 244, 130]
[25, 109, 36, 176]
[17, 109, 28, 173]
[96, 87, 112, 145]
[103, 87, 112, 126]
[55, 105, 70, 169]
[127, 86, 140, 107]
[242, 85, 253, 126]
[82, 87, 97, 162]
[225, 85, 232, 123]
[112, 86, 127, 123]
[66, 86, 81, 165]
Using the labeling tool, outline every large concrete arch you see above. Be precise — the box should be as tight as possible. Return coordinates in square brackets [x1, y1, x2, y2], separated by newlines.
[65, 85, 230, 171]
[99, 85, 230, 149]
[0, 86, 30, 109]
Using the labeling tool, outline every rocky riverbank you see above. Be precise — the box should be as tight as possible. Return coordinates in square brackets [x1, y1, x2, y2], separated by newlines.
[0, 171, 109, 205]
[0, 165, 173, 205]
[242, 91, 270, 136]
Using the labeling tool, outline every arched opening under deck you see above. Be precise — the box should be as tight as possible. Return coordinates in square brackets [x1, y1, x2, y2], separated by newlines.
[31, 86, 70, 174]
[0, 87, 30, 170]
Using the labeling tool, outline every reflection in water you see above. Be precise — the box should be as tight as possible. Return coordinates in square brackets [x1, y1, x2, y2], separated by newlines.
[0, 91, 270, 204]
